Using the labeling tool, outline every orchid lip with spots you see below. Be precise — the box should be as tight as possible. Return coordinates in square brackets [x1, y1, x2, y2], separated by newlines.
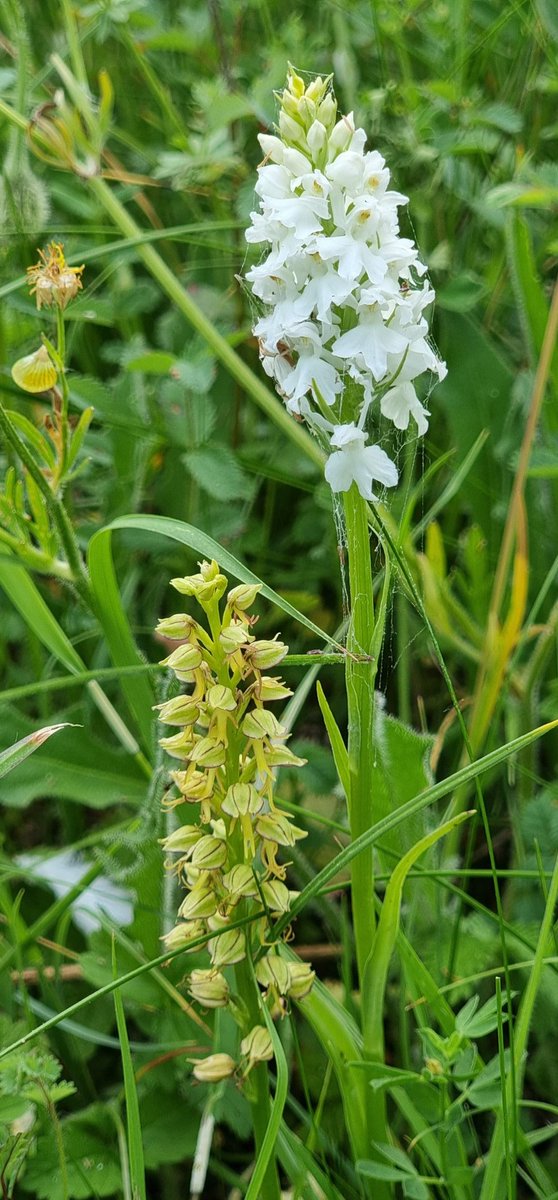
[245, 69, 446, 501]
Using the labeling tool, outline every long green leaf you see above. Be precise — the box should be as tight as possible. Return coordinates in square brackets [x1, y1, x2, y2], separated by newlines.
[362, 811, 473, 1060]
[112, 939, 147, 1200]
[273, 719, 558, 937]
[0, 723, 74, 779]
[316, 680, 349, 798]
[238, 1006, 288, 1200]
[89, 515, 342, 647]
[0, 549, 142, 757]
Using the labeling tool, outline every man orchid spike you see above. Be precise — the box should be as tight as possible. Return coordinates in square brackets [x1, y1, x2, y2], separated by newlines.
[245, 68, 446, 501]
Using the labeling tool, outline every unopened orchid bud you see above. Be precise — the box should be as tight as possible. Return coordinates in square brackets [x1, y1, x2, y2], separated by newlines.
[256, 954, 291, 995]
[221, 782, 263, 819]
[240, 1025, 273, 1065]
[188, 968, 230, 1008]
[242, 708, 285, 741]
[159, 824, 202, 853]
[171, 767, 213, 801]
[258, 133, 285, 163]
[159, 729, 195, 759]
[317, 93, 337, 131]
[162, 921, 206, 951]
[11, 345, 58, 394]
[155, 695, 200, 726]
[278, 108, 306, 147]
[222, 864, 259, 900]
[306, 119, 327, 160]
[206, 684, 237, 712]
[243, 639, 288, 670]
[261, 879, 293, 914]
[287, 961, 316, 1000]
[155, 613, 201, 640]
[220, 624, 253, 655]
[171, 560, 228, 603]
[188, 736, 226, 769]
[190, 834, 228, 871]
[179, 885, 217, 921]
[209, 928, 246, 968]
[226, 582, 261, 611]
[192, 1053, 236, 1082]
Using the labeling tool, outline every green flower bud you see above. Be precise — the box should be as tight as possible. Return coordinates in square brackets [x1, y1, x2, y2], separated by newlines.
[222, 864, 259, 900]
[171, 768, 214, 801]
[162, 921, 206, 951]
[209, 928, 246, 968]
[287, 961, 316, 1000]
[253, 676, 292, 702]
[188, 736, 226, 768]
[219, 624, 253, 655]
[317, 93, 337, 131]
[160, 644, 204, 674]
[155, 695, 200, 726]
[255, 954, 291, 996]
[206, 684, 237, 712]
[226, 582, 261, 611]
[261, 879, 293, 914]
[243, 638, 288, 670]
[160, 824, 202, 853]
[256, 812, 308, 847]
[179, 885, 217, 921]
[192, 1053, 236, 1082]
[155, 613, 201, 640]
[171, 560, 228, 603]
[159, 729, 195, 759]
[240, 1025, 273, 1065]
[190, 834, 228, 871]
[241, 708, 285, 740]
[221, 782, 263, 818]
[188, 968, 230, 1008]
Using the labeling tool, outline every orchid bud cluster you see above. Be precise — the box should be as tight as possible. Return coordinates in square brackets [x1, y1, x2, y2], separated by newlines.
[245, 69, 447, 501]
[157, 560, 315, 1083]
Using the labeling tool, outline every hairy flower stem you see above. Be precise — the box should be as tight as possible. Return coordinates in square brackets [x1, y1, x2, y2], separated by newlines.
[343, 484, 390, 1167]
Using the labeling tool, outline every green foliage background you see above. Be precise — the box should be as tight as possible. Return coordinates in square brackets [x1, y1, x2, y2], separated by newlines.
[0, 0, 557, 1197]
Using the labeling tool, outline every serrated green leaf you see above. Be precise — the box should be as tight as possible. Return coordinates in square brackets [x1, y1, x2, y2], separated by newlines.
[184, 444, 254, 501]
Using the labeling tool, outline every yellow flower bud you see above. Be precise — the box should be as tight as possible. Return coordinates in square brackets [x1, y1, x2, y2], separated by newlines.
[171, 560, 227, 603]
[192, 1053, 236, 1083]
[11, 345, 57, 394]
[159, 824, 202, 853]
[155, 613, 202, 640]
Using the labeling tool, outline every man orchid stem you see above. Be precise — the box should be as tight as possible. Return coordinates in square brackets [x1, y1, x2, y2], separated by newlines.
[244, 67, 447, 1159]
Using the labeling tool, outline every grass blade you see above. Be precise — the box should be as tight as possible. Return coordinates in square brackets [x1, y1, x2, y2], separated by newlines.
[244, 1004, 288, 1200]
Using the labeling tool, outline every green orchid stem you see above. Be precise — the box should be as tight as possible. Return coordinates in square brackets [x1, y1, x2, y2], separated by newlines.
[0, 401, 90, 603]
[342, 483, 390, 1176]
[86, 175, 324, 470]
[235, 957, 282, 1200]
[55, 305, 70, 472]
[342, 483, 377, 977]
